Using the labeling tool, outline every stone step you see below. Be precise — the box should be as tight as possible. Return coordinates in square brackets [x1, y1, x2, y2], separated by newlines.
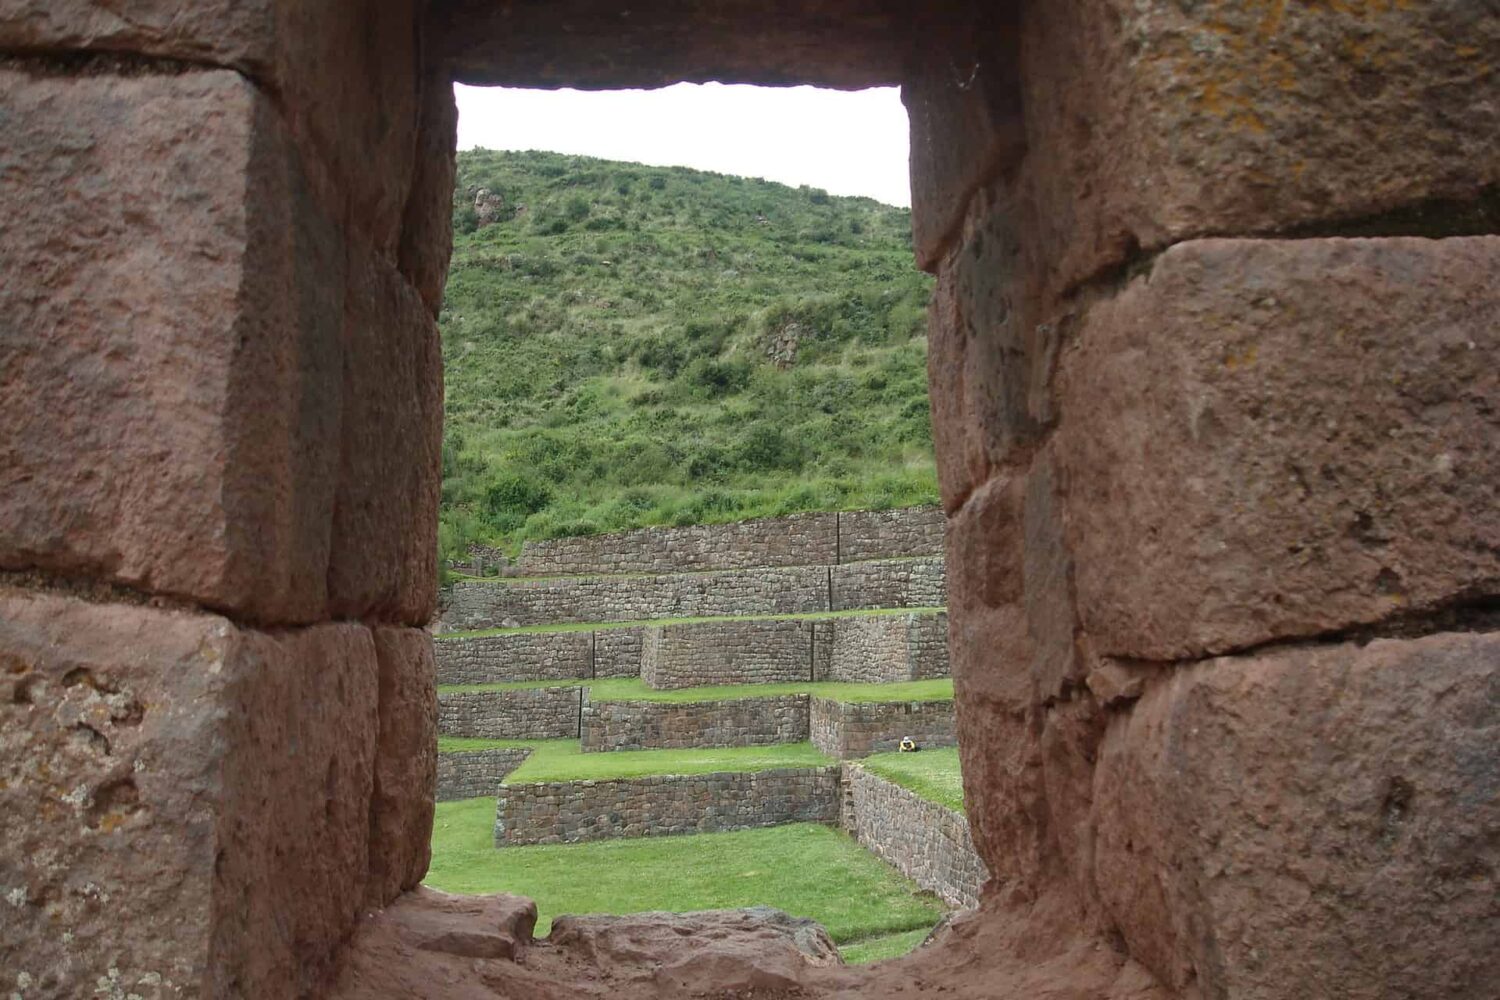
[439, 555, 946, 631]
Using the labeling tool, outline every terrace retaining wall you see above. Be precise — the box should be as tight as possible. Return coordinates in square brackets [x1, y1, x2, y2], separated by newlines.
[437, 686, 582, 740]
[836, 508, 945, 564]
[493, 766, 841, 846]
[810, 698, 957, 759]
[514, 506, 945, 576]
[580, 695, 811, 751]
[435, 630, 592, 685]
[840, 764, 987, 908]
[823, 612, 949, 683]
[593, 627, 645, 678]
[435, 748, 532, 802]
[640, 618, 818, 689]
[830, 558, 946, 611]
[442, 565, 830, 631]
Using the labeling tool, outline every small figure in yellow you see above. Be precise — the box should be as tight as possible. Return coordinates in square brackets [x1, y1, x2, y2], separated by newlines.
[898, 737, 917, 753]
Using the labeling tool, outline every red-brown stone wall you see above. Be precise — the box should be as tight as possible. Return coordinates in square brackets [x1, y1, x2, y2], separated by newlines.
[913, 2, 1499, 996]
[0, 4, 453, 994]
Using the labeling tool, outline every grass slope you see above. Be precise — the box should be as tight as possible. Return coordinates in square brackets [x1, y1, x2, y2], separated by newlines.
[435, 677, 955, 705]
[440, 149, 936, 564]
[861, 747, 966, 813]
[426, 808, 945, 945]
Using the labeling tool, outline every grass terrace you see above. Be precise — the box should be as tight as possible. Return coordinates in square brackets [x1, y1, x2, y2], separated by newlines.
[494, 739, 832, 784]
[436, 605, 947, 641]
[426, 807, 945, 956]
[436, 676, 955, 704]
[861, 746, 965, 813]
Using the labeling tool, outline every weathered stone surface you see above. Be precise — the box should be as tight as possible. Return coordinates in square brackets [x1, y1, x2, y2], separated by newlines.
[551, 907, 842, 992]
[903, 5, 1024, 269]
[399, 71, 460, 316]
[0, 66, 343, 624]
[1014, 0, 1500, 299]
[366, 627, 437, 908]
[1057, 237, 1500, 660]
[0, 1, 425, 257]
[925, 200, 1061, 508]
[432, 0, 910, 89]
[327, 250, 443, 625]
[0, 588, 377, 998]
[329, 888, 540, 999]
[1093, 631, 1500, 999]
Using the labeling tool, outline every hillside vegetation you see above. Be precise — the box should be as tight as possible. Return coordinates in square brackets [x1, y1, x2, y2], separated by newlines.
[439, 149, 936, 564]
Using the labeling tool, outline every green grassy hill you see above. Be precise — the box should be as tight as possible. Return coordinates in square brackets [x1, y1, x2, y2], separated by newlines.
[439, 149, 936, 564]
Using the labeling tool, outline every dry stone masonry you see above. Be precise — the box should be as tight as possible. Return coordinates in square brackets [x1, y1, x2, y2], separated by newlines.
[823, 612, 949, 683]
[581, 695, 811, 752]
[515, 506, 944, 576]
[494, 767, 841, 846]
[640, 618, 820, 689]
[840, 763, 987, 908]
[437, 686, 582, 741]
[442, 564, 831, 630]
[810, 698, 958, 759]
[435, 629, 593, 685]
[436, 748, 532, 802]
[830, 558, 946, 611]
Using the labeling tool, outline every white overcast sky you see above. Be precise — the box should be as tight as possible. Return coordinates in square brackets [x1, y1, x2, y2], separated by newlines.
[454, 83, 913, 207]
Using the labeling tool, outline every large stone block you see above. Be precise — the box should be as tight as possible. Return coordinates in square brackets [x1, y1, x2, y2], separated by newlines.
[0, 67, 344, 624]
[902, 5, 1024, 270]
[1093, 631, 1500, 999]
[398, 71, 460, 317]
[0, 588, 378, 998]
[1015, 0, 1500, 298]
[327, 249, 443, 625]
[926, 197, 1063, 508]
[1057, 237, 1499, 660]
[0, 1, 425, 257]
[367, 627, 437, 908]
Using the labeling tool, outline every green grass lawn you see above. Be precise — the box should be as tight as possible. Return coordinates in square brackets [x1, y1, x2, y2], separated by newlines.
[501, 740, 832, 784]
[426, 805, 946, 949]
[839, 926, 934, 964]
[437, 605, 946, 641]
[436, 676, 955, 705]
[860, 747, 965, 813]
